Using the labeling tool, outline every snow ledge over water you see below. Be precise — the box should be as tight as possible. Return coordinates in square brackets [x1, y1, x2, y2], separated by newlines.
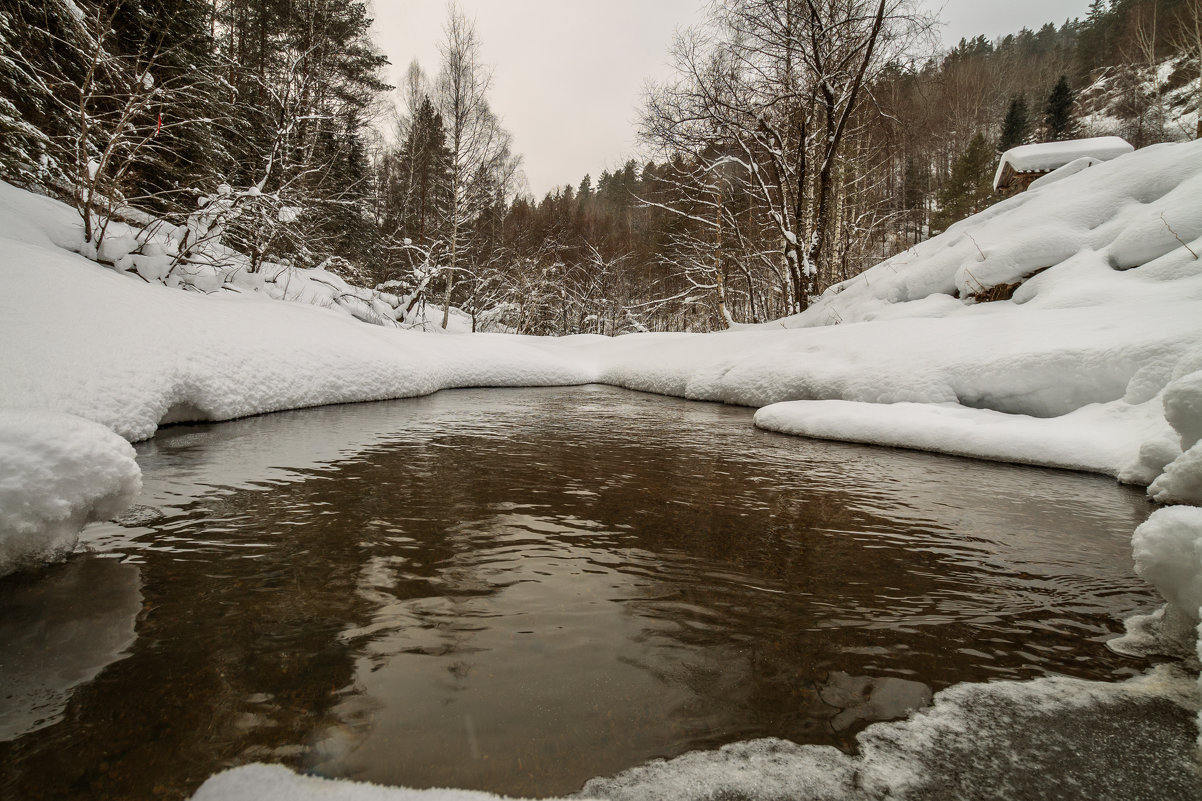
[0, 410, 140, 577]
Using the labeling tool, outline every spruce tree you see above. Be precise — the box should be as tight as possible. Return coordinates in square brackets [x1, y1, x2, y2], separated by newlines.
[109, 0, 235, 212]
[931, 133, 995, 233]
[998, 95, 1030, 152]
[391, 95, 452, 245]
[1043, 76, 1076, 141]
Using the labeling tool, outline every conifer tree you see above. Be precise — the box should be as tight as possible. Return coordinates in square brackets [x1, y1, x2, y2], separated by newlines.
[1043, 75, 1076, 140]
[998, 95, 1030, 152]
[931, 132, 995, 233]
[391, 95, 451, 245]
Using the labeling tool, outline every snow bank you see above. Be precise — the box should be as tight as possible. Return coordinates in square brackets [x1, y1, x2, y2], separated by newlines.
[742, 140, 1202, 484]
[0, 410, 140, 576]
[753, 399, 1161, 477]
[194, 666, 1200, 801]
[803, 139, 1201, 322]
[0, 230, 596, 443]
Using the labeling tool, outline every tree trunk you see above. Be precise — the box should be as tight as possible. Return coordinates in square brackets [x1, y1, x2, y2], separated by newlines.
[441, 214, 457, 328]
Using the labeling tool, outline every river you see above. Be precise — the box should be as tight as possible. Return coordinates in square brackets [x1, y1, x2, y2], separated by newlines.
[0, 386, 1159, 800]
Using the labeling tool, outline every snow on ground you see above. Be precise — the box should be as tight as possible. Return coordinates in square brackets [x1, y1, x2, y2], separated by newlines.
[742, 139, 1202, 484]
[0, 184, 595, 444]
[0, 410, 140, 576]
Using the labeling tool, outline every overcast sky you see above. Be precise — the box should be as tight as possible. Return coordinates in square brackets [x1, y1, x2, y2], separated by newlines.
[368, 0, 1092, 198]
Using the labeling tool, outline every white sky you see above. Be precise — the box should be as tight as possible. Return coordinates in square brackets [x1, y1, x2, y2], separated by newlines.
[368, 0, 1092, 198]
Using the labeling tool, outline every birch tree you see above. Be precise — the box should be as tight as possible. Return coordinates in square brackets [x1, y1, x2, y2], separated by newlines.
[642, 0, 928, 312]
[435, 4, 519, 328]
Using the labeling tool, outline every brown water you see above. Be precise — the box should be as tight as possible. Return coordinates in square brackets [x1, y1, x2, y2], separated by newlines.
[0, 386, 1159, 800]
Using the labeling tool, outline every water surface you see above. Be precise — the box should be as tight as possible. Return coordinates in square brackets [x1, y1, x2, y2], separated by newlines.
[0, 386, 1157, 799]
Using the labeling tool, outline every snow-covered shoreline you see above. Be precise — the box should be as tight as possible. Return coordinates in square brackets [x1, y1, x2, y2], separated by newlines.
[191, 664, 1202, 801]
[3, 140, 1202, 800]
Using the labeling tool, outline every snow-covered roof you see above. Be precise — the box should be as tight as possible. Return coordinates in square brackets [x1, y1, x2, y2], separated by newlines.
[993, 136, 1133, 190]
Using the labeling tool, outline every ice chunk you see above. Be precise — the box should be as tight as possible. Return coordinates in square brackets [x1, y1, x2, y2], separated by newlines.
[753, 400, 1149, 476]
[582, 666, 1200, 801]
[818, 672, 933, 731]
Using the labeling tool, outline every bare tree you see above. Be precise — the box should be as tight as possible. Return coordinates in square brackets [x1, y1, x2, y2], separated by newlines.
[1173, 0, 1202, 139]
[0, 1, 206, 249]
[642, 0, 930, 313]
[1125, 3, 1169, 146]
[435, 3, 520, 328]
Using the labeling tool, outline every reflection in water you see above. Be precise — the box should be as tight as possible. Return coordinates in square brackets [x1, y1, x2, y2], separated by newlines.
[0, 559, 142, 741]
[0, 386, 1158, 800]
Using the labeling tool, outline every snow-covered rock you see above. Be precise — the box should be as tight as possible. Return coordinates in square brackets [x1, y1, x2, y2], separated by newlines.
[1132, 506, 1202, 630]
[1164, 370, 1202, 451]
[0, 410, 141, 576]
[1150, 444, 1202, 505]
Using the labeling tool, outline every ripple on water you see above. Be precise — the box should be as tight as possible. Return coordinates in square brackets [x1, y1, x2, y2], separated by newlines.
[2, 386, 1158, 800]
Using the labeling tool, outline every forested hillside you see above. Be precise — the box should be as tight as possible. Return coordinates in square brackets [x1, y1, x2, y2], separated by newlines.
[1, 0, 1199, 334]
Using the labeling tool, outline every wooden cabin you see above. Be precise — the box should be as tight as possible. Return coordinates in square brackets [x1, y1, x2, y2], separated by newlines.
[993, 137, 1133, 195]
